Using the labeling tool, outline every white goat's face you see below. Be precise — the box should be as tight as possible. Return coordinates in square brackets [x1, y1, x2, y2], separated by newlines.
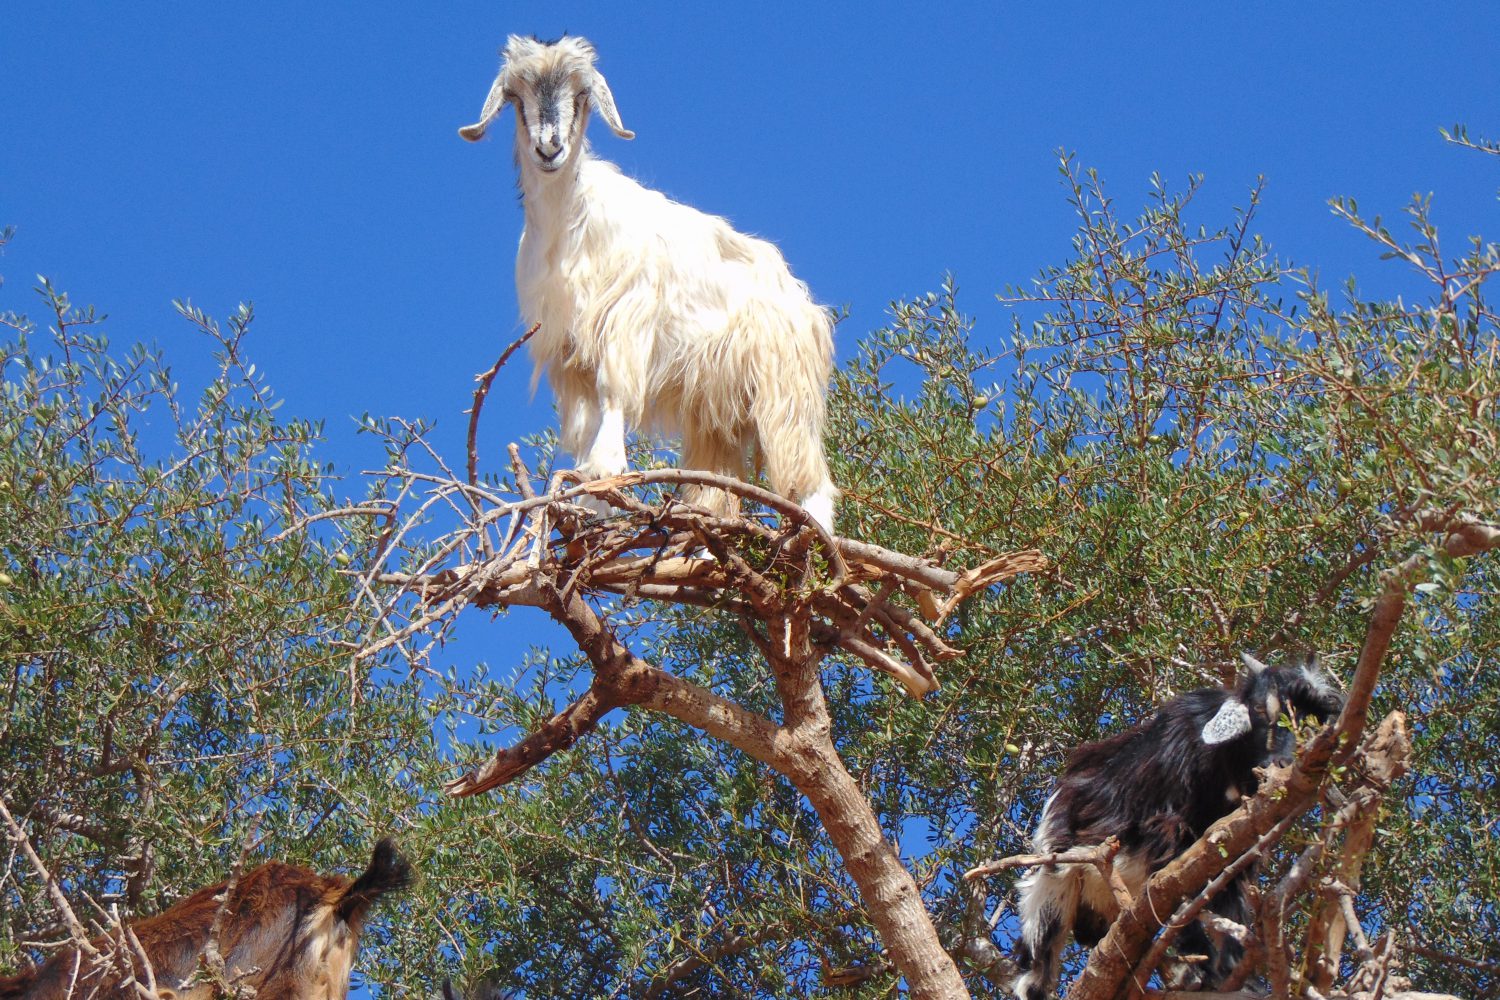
[458, 35, 634, 170]
[509, 66, 591, 173]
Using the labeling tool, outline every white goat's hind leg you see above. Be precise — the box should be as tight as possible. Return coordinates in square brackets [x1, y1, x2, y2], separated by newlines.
[750, 385, 838, 536]
[576, 406, 628, 519]
[679, 426, 745, 519]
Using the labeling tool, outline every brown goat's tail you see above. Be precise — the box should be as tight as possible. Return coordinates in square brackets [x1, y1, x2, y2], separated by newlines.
[335, 837, 413, 924]
[0, 969, 37, 1000]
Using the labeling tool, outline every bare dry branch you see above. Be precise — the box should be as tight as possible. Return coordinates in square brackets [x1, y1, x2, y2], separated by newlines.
[466, 324, 539, 490]
[366, 451, 1043, 708]
[354, 447, 1031, 996]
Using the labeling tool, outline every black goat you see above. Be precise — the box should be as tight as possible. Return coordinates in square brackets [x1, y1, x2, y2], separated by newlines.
[1012, 653, 1344, 1000]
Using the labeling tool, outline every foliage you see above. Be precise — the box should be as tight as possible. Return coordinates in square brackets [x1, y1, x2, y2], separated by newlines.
[0, 275, 431, 993]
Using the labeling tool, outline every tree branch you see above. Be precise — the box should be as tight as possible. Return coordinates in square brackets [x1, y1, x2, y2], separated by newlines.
[1301, 711, 1412, 992]
[368, 455, 1044, 700]
[445, 583, 789, 798]
[442, 682, 623, 796]
[965, 837, 1132, 913]
[0, 795, 101, 958]
[640, 926, 779, 999]
[364, 448, 1043, 998]
[466, 324, 538, 491]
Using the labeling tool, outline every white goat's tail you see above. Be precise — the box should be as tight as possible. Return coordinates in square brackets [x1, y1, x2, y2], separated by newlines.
[749, 299, 838, 503]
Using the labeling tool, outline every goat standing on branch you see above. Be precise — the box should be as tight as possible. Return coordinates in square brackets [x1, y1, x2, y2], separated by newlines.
[1010, 654, 1344, 1000]
[458, 35, 840, 532]
[0, 839, 411, 1000]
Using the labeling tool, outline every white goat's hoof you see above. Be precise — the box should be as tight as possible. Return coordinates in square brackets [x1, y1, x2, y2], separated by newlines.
[802, 490, 836, 536]
[575, 493, 615, 521]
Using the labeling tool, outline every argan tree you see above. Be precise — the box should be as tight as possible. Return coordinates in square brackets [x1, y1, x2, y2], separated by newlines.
[0, 263, 431, 994]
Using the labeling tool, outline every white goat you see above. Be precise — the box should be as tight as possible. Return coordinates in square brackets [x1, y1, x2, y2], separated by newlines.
[459, 35, 839, 531]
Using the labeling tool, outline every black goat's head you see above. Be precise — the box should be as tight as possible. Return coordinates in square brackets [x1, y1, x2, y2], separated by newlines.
[1201, 652, 1345, 765]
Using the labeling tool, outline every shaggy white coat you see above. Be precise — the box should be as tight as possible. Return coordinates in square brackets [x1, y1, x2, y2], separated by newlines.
[460, 36, 838, 530]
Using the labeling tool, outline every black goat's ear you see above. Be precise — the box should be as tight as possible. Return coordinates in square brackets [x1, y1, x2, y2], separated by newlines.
[1201, 699, 1253, 745]
[1240, 652, 1269, 675]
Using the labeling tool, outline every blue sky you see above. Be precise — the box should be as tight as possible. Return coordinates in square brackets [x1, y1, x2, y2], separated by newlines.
[7, 3, 1498, 483]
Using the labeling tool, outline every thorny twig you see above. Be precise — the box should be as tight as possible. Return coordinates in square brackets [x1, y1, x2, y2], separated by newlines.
[466, 324, 539, 493]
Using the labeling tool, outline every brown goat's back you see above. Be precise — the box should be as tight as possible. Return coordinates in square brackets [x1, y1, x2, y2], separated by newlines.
[1, 840, 409, 1000]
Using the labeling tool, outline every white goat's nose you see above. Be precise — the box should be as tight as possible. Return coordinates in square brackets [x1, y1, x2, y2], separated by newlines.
[536, 143, 562, 163]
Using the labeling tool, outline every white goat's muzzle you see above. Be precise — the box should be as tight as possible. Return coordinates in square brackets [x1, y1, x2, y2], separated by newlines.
[529, 135, 568, 171]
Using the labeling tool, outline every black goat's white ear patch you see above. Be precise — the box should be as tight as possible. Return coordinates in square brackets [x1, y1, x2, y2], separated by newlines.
[1202, 700, 1252, 745]
[1240, 652, 1269, 675]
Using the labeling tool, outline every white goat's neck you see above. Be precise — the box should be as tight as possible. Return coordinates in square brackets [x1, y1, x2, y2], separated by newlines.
[517, 146, 594, 243]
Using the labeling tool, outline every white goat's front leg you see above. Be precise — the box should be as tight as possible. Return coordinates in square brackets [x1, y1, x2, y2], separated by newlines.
[578, 405, 628, 479]
[575, 405, 628, 518]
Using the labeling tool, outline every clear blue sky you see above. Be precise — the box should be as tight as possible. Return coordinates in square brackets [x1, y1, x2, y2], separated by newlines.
[5, 5, 1499, 992]
[7, 3, 1498, 480]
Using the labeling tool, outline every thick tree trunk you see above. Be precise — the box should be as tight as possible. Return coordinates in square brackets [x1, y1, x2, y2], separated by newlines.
[790, 734, 971, 999]
[530, 592, 973, 997]
[767, 612, 970, 999]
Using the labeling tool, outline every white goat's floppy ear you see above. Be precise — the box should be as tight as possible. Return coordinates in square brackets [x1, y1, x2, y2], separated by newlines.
[588, 69, 635, 139]
[458, 69, 509, 142]
[1240, 652, 1269, 675]
[1201, 699, 1253, 745]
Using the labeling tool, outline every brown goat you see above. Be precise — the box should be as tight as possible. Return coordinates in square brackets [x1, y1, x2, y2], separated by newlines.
[0, 839, 411, 1000]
